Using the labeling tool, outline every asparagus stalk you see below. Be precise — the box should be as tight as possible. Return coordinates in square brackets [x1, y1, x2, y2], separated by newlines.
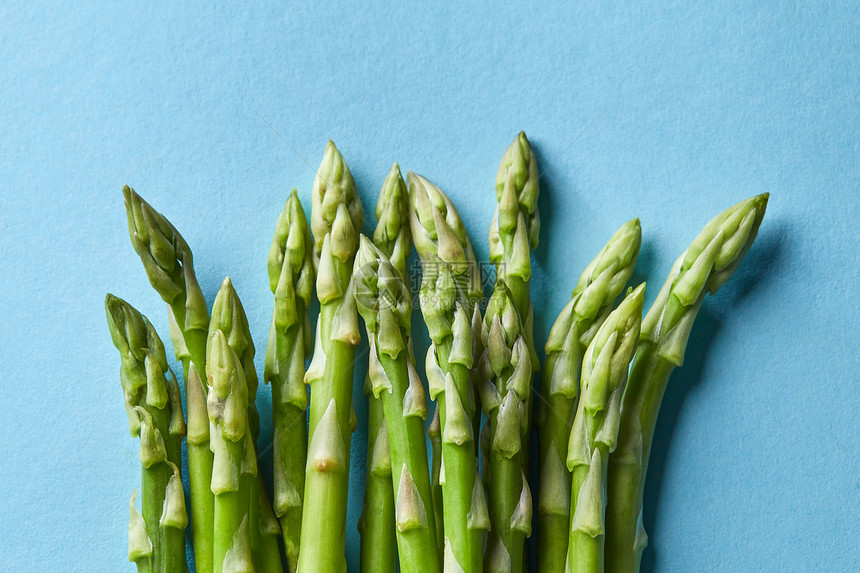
[208, 278, 284, 572]
[123, 186, 214, 573]
[264, 189, 315, 573]
[566, 284, 645, 573]
[479, 284, 533, 573]
[206, 330, 258, 573]
[358, 164, 411, 573]
[427, 404, 445, 563]
[536, 219, 641, 573]
[605, 194, 769, 572]
[489, 133, 540, 573]
[489, 132, 540, 369]
[355, 235, 440, 573]
[106, 295, 189, 573]
[297, 141, 364, 573]
[407, 173, 488, 573]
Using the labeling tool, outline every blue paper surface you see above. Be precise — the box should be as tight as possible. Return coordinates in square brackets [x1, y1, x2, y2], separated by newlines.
[2, 1, 858, 571]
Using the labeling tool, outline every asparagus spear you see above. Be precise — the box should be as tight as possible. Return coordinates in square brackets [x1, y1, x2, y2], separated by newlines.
[264, 189, 315, 573]
[297, 141, 363, 573]
[489, 132, 540, 369]
[605, 194, 769, 572]
[489, 133, 540, 573]
[355, 235, 440, 573]
[566, 285, 644, 573]
[479, 284, 532, 573]
[208, 278, 283, 572]
[123, 186, 214, 573]
[407, 172, 487, 573]
[536, 219, 641, 573]
[106, 295, 189, 573]
[358, 164, 411, 573]
[206, 330, 258, 573]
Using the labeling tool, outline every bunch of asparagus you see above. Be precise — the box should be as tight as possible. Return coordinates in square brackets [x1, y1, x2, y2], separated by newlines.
[106, 134, 767, 573]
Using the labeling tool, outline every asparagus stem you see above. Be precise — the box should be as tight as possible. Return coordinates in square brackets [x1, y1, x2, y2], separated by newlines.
[206, 330, 258, 573]
[355, 236, 440, 573]
[536, 219, 641, 573]
[106, 295, 189, 573]
[566, 285, 645, 573]
[123, 186, 214, 573]
[297, 141, 363, 573]
[605, 194, 769, 573]
[360, 384, 398, 573]
[487, 132, 541, 573]
[427, 404, 445, 563]
[480, 285, 533, 573]
[407, 173, 487, 573]
[208, 278, 284, 571]
[357, 164, 411, 573]
[264, 189, 315, 573]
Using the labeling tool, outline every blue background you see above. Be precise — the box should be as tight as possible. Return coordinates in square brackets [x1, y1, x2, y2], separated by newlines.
[2, 2, 858, 571]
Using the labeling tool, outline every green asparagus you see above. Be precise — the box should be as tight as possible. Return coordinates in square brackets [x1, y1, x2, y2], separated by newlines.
[566, 284, 644, 573]
[358, 164, 411, 573]
[605, 194, 769, 572]
[297, 141, 364, 573]
[407, 172, 487, 573]
[106, 295, 189, 573]
[206, 329, 257, 573]
[479, 284, 532, 573]
[355, 235, 440, 573]
[536, 219, 641, 573]
[264, 189, 315, 573]
[123, 186, 214, 573]
[489, 132, 540, 369]
[208, 278, 283, 572]
[488, 133, 540, 573]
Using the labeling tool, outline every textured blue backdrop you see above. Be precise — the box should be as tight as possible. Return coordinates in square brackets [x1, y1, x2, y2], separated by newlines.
[2, 1, 858, 571]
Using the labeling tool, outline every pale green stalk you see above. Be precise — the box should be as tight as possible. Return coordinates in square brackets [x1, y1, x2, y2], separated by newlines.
[106, 295, 189, 573]
[208, 278, 283, 571]
[566, 285, 644, 573]
[536, 220, 641, 573]
[408, 173, 487, 573]
[606, 194, 769, 572]
[297, 141, 363, 573]
[355, 236, 440, 573]
[123, 186, 213, 573]
[358, 164, 410, 573]
[207, 330, 258, 573]
[264, 189, 315, 573]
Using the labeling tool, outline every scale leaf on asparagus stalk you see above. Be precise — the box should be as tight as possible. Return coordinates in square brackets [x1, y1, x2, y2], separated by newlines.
[407, 172, 486, 573]
[122, 186, 214, 573]
[106, 295, 189, 573]
[208, 278, 284, 573]
[354, 235, 440, 573]
[536, 218, 641, 573]
[605, 194, 769, 573]
[358, 164, 410, 573]
[297, 141, 364, 573]
[265, 189, 315, 573]
[566, 284, 644, 573]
